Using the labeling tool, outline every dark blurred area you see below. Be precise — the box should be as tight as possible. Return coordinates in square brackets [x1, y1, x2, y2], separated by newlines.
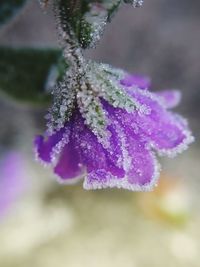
[0, 1, 199, 267]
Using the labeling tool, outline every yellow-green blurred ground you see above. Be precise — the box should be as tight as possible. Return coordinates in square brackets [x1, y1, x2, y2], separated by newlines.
[0, 148, 199, 267]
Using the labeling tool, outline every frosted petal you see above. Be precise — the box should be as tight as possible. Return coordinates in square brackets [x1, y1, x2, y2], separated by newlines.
[54, 140, 83, 183]
[156, 90, 181, 109]
[34, 127, 66, 163]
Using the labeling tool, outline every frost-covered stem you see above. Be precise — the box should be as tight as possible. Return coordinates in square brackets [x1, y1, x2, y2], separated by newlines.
[61, 36, 85, 81]
[53, 0, 85, 79]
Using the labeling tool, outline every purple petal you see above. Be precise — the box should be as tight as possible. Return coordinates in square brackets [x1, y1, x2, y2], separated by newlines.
[81, 101, 159, 191]
[156, 90, 181, 109]
[72, 113, 125, 178]
[83, 126, 160, 191]
[120, 74, 151, 89]
[0, 152, 26, 217]
[126, 135, 159, 188]
[54, 140, 84, 183]
[128, 89, 194, 156]
[34, 127, 66, 163]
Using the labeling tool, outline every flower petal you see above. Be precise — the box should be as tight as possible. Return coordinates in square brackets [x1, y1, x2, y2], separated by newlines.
[83, 130, 160, 191]
[126, 136, 160, 189]
[72, 113, 125, 178]
[34, 127, 66, 163]
[129, 88, 194, 156]
[54, 140, 84, 183]
[156, 90, 181, 109]
[120, 74, 151, 89]
[0, 152, 27, 216]
[83, 101, 159, 191]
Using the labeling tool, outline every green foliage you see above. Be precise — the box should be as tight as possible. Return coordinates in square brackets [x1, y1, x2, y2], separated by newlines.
[0, 47, 62, 105]
[0, 0, 27, 26]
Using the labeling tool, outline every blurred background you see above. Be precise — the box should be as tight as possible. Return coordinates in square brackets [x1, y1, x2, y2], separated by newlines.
[0, 0, 199, 266]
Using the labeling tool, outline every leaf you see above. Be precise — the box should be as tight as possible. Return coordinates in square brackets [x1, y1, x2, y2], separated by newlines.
[0, 0, 27, 27]
[0, 47, 62, 105]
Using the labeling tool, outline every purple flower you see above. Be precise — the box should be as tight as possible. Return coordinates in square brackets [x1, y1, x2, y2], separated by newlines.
[120, 74, 151, 89]
[0, 152, 26, 217]
[34, 73, 193, 191]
